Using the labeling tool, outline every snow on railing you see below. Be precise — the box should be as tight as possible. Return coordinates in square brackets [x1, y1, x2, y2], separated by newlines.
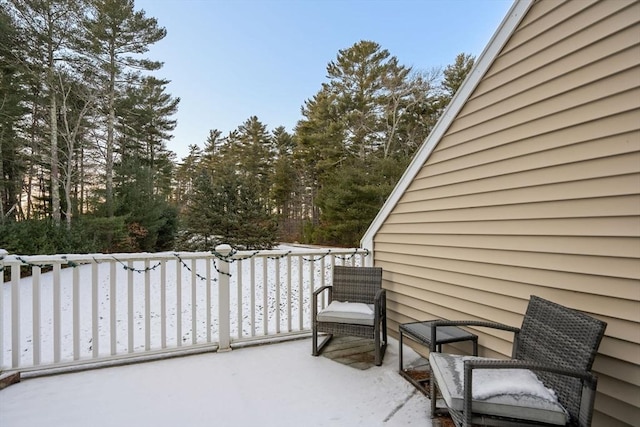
[0, 245, 368, 373]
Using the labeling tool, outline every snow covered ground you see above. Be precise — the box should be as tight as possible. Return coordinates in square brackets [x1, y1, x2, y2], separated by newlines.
[0, 337, 432, 427]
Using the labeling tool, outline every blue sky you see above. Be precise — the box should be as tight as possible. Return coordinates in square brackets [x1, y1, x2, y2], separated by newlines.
[134, 0, 514, 160]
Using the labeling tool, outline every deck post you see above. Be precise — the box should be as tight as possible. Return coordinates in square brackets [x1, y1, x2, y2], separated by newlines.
[215, 244, 232, 352]
[0, 249, 6, 369]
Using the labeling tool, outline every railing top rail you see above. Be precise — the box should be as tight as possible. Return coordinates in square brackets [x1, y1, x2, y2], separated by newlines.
[0, 247, 368, 266]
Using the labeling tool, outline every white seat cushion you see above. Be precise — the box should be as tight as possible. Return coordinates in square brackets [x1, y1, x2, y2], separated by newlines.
[317, 301, 375, 326]
[429, 353, 569, 425]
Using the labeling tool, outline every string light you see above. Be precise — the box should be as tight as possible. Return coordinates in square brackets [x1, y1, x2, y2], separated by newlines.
[0, 247, 370, 281]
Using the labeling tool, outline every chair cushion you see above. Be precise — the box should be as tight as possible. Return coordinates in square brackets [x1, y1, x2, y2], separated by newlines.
[317, 301, 375, 326]
[429, 353, 569, 425]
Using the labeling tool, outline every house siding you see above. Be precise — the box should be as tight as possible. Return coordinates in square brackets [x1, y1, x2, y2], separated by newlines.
[372, 1, 640, 425]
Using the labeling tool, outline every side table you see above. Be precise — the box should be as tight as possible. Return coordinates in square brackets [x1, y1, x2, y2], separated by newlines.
[399, 321, 478, 396]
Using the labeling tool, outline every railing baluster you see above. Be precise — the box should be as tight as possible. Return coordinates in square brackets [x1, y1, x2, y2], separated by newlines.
[53, 263, 61, 363]
[308, 257, 315, 330]
[127, 261, 134, 353]
[176, 258, 182, 347]
[237, 258, 243, 340]
[110, 261, 117, 356]
[298, 255, 303, 331]
[160, 260, 167, 349]
[262, 258, 268, 335]
[145, 259, 151, 351]
[206, 257, 212, 343]
[73, 266, 80, 360]
[275, 258, 280, 334]
[191, 259, 197, 345]
[286, 256, 292, 333]
[92, 262, 99, 358]
[32, 266, 41, 366]
[11, 264, 20, 368]
[250, 258, 255, 337]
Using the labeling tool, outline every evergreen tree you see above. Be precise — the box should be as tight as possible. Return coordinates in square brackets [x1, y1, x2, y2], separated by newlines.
[112, 76, 178, 250]
[235, 116, 274, 206]
[270, 126, 296, 238]
[293, 44, 475, 245]
[441, 52, 475, 97]
[174, 144, 202, 208]
[186, 162, 277, 250]
[5, 0, 87, 224]
[82, 0, 166, 217]
[0, 5, 27, 223]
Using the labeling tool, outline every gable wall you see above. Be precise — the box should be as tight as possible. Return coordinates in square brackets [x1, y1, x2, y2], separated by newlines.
[373, 1, 640, 425]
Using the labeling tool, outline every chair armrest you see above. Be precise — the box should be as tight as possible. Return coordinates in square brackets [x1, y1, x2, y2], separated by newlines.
[429, 319, 520, 334]
[463, 359, 597, 383]
[313, 285, 332, 300]
[374, 288, 386, 319]
[312, 286, 332, 322]
[429, 320, 520, 353]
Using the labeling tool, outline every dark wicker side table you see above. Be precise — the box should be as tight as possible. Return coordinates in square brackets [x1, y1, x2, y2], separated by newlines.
[399, 321, 478, 396]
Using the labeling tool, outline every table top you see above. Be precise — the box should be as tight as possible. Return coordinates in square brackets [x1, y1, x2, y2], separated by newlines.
[400, 321, 477, 345]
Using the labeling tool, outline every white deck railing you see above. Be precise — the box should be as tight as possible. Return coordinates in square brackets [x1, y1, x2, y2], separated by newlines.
[0, 245, 368, 374]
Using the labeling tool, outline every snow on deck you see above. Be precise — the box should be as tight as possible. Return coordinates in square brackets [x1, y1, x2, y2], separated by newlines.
[0, 337, 432, 427]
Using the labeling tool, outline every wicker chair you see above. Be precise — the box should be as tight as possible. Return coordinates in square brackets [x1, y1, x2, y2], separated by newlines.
[312, 266, 387, 366]
[428, 295, 607, 427]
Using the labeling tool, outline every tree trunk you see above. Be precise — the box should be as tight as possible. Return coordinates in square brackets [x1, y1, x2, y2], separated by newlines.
[105, 71, 115, 218]
[50, 89, 60, 224]
[47, 5, 60, 225]
[0, 125, 4, 224]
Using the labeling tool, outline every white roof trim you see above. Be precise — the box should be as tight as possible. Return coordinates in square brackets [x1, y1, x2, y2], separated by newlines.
[361, 0, 534, 254]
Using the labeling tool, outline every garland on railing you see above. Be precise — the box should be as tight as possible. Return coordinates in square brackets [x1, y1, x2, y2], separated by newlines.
[208, 247, 369, 263]
[110, 257, 162, 274]
[0, 247, 370, 279]
[172, 253, 223, 282]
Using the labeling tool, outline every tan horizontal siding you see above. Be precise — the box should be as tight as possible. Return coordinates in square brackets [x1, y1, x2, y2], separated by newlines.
[373, 1, 640, 424]
[379, 217, 638, 237]
[398, 171, 640, 210]
[377, 249, 639, 324]
[386, 195, 640, 223]
[378, 244, 639, 282]
[374, 234, 640, 258]
[482, 0, 638, 90]
[424, 130, 639, 180]
[448, 67, 639, 145]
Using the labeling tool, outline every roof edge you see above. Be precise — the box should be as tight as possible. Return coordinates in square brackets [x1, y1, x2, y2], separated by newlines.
[361, 0, 534, 254]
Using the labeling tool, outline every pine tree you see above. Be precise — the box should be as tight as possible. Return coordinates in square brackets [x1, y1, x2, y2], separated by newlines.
[235, 116, 274, 205]
[270, 126, 296, 238]
[441, 53, 475, 97]
[5, 0, 87, 224]
[0, 5, 27, 223]
[186, 162, 277, 250]
[83, 0, 166, 217]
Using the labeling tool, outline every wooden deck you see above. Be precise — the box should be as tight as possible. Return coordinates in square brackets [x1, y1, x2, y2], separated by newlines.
[321, 336, 455, 426]
[320, 336, 379, 370]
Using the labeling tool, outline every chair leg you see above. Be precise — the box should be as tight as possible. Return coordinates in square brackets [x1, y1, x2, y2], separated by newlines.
[312, 330, 333, 356]
[375, 330, 381, 366]
[374, 321, 387, 366]
[430, 374, 437, 418]
[383, 315, 387, 345]
[312, 327, 318, 356]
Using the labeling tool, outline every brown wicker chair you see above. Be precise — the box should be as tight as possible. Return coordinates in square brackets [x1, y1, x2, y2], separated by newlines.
[428, 295, 607, 427]
[312, 266, 387, 365]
